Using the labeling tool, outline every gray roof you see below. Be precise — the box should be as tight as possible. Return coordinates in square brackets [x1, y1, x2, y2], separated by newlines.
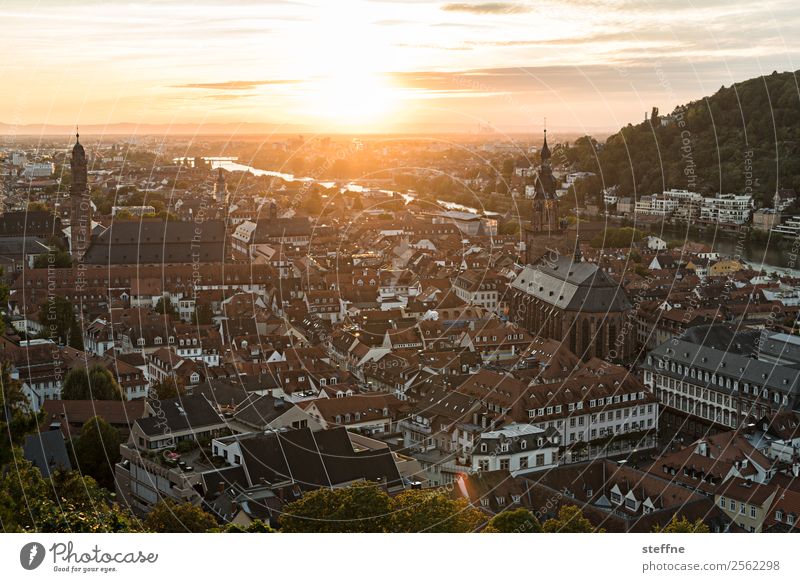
[511, 255, 633, 312]
[644, 338, 800, 400]
[83, 220, 227, 265]
[232, 394, 295, 428]
[0, 236, 49, 256]
[23, 430, 72, 477]
[758, 332, 800, 365]
[476, 424, 560, 453]
[253, 218, 311, 242]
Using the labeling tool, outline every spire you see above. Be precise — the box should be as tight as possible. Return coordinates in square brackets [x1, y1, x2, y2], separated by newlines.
[541, 121, 551, 164]
[76, 125, 80, 143]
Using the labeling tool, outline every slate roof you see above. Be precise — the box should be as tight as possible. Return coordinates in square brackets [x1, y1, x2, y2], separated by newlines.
[23, 430, 72, 477]
[510, 255, 632, 312]
[644, 338, 800, 400]
[237, 427, 402, 489]
[82, 220, 227, 264]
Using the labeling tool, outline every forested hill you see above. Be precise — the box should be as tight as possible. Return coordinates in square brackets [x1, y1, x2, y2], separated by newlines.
[563, 70, 800, 205]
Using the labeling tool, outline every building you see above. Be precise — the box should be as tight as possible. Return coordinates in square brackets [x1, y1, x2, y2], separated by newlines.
[634, 195, 679, 216]
[452, 270, 501, 312]
[68, 132, 93, 260]
[212, 167, 228, 205]
[82, 220, 227, 265]
[771, 215, 800, 237]
[523, 129, 561, 261]
[472, 423, 560, 476]
[700, 194, 752, 225]
[22, 161, 55, 178]
[752, 209, 781, 232]
[642, 337, 800, 435]
[509, 253, 634, 361]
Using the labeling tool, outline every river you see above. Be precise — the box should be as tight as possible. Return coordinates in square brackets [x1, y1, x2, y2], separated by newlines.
[655, 224, 800, 277]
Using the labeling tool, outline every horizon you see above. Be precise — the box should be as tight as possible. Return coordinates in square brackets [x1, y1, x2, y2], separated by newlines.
[3, 0, 800, 135]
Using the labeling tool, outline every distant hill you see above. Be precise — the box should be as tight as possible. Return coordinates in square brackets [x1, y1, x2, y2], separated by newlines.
[564, 70, 800, 206]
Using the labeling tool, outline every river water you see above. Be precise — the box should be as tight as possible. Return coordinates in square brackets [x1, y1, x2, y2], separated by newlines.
[655, 224, 800, 276]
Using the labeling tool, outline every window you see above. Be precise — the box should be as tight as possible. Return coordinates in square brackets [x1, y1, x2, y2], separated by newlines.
[519, 457, 529, 469]
[788, 514, 796, 526]
[535, 453, 545, 466]
[776, 510, 783, 521]
[480, 443, 487, 452]
[750, 506, 756, 518]
[719, 497, 726, 508]
[500, 459, 510, 470]
[611, 492, 621, 504]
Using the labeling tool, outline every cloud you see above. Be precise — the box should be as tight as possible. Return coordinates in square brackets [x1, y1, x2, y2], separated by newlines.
[173, 80, 299, 90]
[441, 2, 532, 14]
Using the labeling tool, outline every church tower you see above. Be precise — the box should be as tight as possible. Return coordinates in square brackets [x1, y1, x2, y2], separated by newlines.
[523, 127, 562, 264]
[69, 131, 92, 260]
[213, 167, 229, 206]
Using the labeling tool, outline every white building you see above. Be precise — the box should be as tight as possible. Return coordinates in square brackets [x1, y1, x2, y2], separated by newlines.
[472, 424, 560, 476]
[22, 162, 55, 178]
[635, 195, 679, 216]
[700, 194, 753, 225]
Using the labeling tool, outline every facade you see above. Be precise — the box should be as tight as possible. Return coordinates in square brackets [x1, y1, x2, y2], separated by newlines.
[642, 338, 800, 433]
[700, 194, 753, 225]
[509, 254, 634, 361]
[472, 423, 560, 476]
[635, 195, 679, 216]
[753, 209, 781, 232]
[68, 132, 93, 260]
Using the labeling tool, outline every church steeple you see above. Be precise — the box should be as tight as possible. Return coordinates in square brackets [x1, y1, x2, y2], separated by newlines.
[540, 125, 551, 166]
[69, 129, 92, 260]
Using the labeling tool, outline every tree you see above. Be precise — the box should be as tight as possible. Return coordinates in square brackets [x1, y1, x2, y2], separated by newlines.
[38, 296, 83, 349]
[72, 416, 122, 489]
[280, 482, 393, 533]
[390, 489, 484, 533]
[0, 460, 144, 532]
[33, 249, 72, 268]
[144, 499, 218, 532]
[484, 508, 542, 533]
[542, 505, 599, 533]
[0, 363, 39, 465]
[61, 365, 123, 401]
[210, 520, 276, 533]
[155, 296, 178, 319]
[148, 377, 185, 400]
[657, 515, 710, 533]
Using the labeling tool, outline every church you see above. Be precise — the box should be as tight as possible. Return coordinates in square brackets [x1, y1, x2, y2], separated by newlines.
[67, 132, 93, 260]
[510, 129, 633, 362]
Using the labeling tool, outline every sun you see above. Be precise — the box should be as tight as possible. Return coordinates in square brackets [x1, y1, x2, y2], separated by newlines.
[306, 72, 399, 130]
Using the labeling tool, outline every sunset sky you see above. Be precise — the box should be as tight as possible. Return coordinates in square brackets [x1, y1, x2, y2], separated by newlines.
[1, 0, 798, 134]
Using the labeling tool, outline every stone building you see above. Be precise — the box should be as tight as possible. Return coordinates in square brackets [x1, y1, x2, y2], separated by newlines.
[508, 252, 634, 361]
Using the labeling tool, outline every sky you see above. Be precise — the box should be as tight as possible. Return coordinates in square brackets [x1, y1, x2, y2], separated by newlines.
[1, 0, 799, 134]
